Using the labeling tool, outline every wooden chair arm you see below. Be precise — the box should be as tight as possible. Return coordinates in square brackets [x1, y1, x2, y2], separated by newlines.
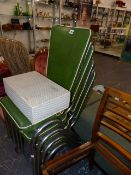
[42, 141, 93, 175]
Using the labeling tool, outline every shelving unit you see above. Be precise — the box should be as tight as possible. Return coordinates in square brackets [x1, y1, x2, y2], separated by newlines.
[0, 0, 34, 53]
[121, 21, 131, 61]
[32, 0, 60, 52]
[0, 0, 81, 53]
[32, 0, 80, 52]
[91, 3, 131, 57]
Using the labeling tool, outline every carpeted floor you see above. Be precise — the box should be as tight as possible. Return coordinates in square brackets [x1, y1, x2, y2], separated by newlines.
[0, 121, 32, 175]
[94, 53, 131, 94]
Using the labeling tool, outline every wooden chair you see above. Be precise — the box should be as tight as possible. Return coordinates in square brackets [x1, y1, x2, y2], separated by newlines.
[34, 47, 48, 76]
[43, 87, 131, 175]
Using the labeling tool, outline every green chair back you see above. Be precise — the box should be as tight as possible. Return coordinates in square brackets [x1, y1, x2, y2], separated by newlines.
[47, 25, 92, 92]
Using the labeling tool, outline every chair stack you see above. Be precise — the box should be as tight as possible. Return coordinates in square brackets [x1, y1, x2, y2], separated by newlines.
[0, 25, 95, 175]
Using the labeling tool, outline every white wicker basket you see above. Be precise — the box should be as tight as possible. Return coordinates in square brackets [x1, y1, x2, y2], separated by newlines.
[3, 71, 70, 124]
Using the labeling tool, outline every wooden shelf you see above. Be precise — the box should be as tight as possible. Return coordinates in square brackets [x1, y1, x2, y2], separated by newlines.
[0, 14, 32, 18]
[35, 2, 56, 6]
[36, 26, 51, 30]
[91, 3, 131, 57]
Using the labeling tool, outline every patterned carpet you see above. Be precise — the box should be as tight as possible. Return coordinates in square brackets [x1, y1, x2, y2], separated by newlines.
[0, 121, 106, 175]
[0, 121, 32, 175]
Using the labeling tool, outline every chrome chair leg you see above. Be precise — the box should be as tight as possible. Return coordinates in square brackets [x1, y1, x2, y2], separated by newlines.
[31, 119, 62, 155]
[31, 119, 63, 175]
[46, 142, 69, 161]
[37, 134, 67, 175]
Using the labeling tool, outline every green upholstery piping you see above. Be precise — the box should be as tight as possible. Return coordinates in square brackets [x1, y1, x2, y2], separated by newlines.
[71, 48, 94, 104]
[0, 96, 31, 129]
[75, 71, 96, 116]
[0, 96, 65, 131]
[71, 44, 93, 102]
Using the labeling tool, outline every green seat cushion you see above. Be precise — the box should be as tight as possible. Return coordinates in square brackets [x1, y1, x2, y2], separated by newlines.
[0, 96, 32, 129]
[0, 96, 65, 132]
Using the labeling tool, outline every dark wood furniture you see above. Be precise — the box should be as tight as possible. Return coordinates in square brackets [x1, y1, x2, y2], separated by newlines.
[42, 87, 131, 175]
[34, 47, 48, 76]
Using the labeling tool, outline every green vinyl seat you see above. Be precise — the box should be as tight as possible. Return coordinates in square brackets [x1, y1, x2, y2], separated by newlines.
[0, 25, 95, 175]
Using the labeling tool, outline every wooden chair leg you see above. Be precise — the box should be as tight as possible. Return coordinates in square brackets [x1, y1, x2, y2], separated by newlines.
[0, 106, 4, 121]
[88, 149, 95, 171]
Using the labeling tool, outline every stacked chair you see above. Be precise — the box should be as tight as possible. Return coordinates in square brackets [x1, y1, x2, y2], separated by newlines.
[0, 25, 95, 175]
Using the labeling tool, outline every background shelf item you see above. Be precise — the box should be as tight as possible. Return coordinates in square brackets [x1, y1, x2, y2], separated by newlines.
[91, 1, 131, 58]
[121, 22, 131, 61]
[0, 0, 81, 53]
[33, 0, 80, 52]
[0, 0, 34, 53]
[33, 0, 59, 51]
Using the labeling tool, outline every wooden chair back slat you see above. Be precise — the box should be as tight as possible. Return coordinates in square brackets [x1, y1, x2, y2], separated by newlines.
[108, 98, 131, 113]
[95, 142, 131, 175]
[97, 131, 131, 162]
[101, 120, 131, 142]
[108, 88, 131, 105]
[106, 105, 131, 121]
[103, 111, 130, 131]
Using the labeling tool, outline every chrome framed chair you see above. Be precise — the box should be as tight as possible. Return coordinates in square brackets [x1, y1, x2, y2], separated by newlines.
[0, 25, 95, 175]
[43, 87, 131, 175]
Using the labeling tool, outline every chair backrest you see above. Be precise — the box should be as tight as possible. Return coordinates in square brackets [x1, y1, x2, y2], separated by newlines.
[92, 87, 131, 175]
[0, 37, 31, 75]
[34, 47, 48, 76]
[47, 25, 92, 92]
[46, 25, 94, 126]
